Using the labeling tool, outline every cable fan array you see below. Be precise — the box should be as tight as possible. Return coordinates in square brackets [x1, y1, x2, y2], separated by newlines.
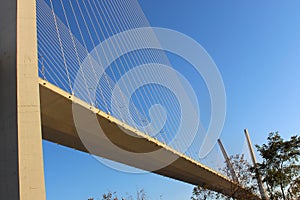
[37, 0, 224, 173]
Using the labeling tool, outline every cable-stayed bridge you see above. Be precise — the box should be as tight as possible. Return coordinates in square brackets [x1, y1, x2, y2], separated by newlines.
[0, 0, 261, 199]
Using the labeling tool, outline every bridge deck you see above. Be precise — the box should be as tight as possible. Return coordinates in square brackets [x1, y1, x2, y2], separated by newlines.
[39, 79, 260, 200]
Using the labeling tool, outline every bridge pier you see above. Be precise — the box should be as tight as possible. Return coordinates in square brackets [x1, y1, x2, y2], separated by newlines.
[0, 0, 46, 199]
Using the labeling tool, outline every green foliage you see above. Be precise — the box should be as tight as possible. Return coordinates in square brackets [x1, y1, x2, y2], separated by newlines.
[256, 132, 300, 200]
[192, 132, 300, 200]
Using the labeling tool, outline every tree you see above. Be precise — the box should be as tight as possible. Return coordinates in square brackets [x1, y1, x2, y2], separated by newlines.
[136, 189, 146, 200]
[101, 192, 119, 200]
[191, 185, 226, 200]
[256, 132, 300, 200]
[99, 189, 147, 200]
[191, 154, 258, 200]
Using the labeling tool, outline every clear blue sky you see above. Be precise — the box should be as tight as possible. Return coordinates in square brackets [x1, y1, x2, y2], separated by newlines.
[44, 1, 300, 199]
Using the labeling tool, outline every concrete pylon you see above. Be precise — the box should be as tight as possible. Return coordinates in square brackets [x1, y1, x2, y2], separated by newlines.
[244, 129, 268, 200]
[0, 0, 46, 199]
[217, 139, 239, 183]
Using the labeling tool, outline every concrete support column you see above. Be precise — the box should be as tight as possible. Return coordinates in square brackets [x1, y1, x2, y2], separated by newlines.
[0, 0, 46, 199]
[244, 129, 268, 200]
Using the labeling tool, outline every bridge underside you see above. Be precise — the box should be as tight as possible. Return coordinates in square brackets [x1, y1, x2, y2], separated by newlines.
[39, 79, 260, 200]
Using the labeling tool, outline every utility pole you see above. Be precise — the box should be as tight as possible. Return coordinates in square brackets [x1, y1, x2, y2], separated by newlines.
[244, 129, 268, 200]
[217, 139, 239, 183]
